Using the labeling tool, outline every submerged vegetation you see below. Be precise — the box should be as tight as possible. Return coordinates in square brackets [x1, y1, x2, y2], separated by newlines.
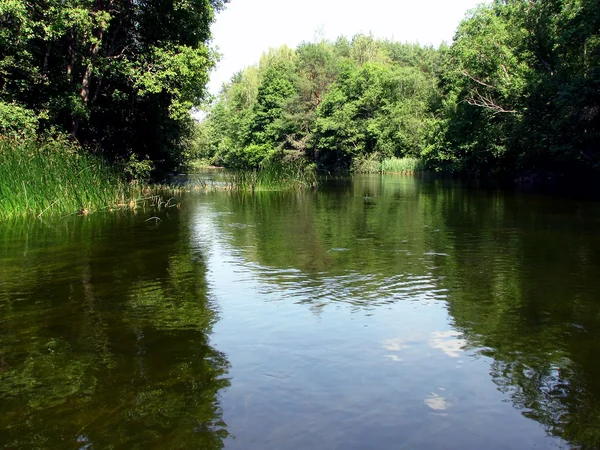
[197, 0, 600, 182]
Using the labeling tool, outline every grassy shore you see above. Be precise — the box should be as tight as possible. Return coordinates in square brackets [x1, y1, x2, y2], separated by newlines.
[0, 135, 163, 219]
[0, 136, 320, 219]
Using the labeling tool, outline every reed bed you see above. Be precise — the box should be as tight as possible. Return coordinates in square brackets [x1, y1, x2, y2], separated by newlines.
[0, 135, 319, 220]
[228, 160, 318, 191]
[352, 154, 426, 174]
[0, 135, 168, 219]
[380, 157, 426, 174]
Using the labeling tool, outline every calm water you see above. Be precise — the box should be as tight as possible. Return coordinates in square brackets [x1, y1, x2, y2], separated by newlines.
[1, 175, 600, 449]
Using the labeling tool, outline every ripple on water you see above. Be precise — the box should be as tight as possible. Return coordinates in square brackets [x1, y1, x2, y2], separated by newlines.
[241, 265, 449, 308]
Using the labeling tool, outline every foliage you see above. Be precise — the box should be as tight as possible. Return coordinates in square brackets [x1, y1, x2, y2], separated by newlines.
[0, 0, 227, 172]
[222, 143, 274, 169]
[196, 36, 441, 173]
[123, 154, 155, 182]
[199, 2, 600, 181]
[0, 101, 39, 135]
[313, 62, 437, 169]
[426, 0, 600, 178]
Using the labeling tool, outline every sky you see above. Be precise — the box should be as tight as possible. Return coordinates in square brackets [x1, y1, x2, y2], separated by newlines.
[207, 0, 485, 94]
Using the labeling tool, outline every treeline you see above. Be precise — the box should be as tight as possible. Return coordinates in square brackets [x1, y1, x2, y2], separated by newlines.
[197, 0, 600, 181]
[0, 0, 227, 173]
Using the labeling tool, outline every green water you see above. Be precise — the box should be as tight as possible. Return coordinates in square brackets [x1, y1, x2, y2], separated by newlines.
[1, 174, 600, 449]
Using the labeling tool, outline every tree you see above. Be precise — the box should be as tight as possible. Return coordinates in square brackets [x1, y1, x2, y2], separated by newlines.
[0, 0, 227, 171]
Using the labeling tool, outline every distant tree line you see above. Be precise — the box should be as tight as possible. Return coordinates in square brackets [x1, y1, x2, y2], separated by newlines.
[197, 0, 600, 181]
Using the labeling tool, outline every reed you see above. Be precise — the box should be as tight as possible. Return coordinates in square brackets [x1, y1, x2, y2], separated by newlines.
[0, 135, 159, 219]
[381, 157, 426, 174]
[351, 154, 426, 174]
[228, 159, 317, 191]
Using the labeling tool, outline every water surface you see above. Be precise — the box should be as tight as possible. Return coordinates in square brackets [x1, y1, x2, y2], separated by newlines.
[1, 174, 600, 449]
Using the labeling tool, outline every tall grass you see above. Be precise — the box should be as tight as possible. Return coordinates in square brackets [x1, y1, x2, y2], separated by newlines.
[351, 153, 381, 173]
[381, 157, 426, 173]
[0, 135, 148, 219]
[229, 159, 318, 191]
[351, 154, 426, 174]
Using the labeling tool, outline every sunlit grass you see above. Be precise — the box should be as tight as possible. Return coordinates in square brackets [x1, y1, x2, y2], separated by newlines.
[381, 157, 426, 174]
[351, 155, 426, 174]
[229, 160, 317, 191]
[0, 135, 174, 219]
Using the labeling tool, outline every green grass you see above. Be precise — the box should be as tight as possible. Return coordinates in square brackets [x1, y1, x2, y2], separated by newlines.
[0, 135, 164, 219]
[230, 163, 317, 191]
[229, 159, 318, 191]
[350, 153, 381, 173]
[381, 157, 426, 173]
[351, 155, 426, 174]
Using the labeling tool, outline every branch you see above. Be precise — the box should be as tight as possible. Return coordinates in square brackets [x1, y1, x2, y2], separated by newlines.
[459, 70, 495, 89]
[464, 89, 518, 115]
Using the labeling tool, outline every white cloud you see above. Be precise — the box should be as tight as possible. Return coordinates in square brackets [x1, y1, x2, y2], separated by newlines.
[429, 330, 466, 358]
[425, 392, 451, 411]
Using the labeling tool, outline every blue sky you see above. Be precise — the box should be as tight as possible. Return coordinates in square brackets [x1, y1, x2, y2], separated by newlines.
[207, 0, 485, 93]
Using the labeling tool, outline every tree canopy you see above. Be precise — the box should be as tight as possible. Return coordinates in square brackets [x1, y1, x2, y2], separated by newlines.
[196, 36, 442, 171]
[0, 0, 227, 171]
[197, 0, 600, 182]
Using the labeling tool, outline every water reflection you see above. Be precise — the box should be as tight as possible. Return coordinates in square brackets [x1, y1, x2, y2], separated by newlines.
[2, 174, 600, 449]
[193, 174, 600, 449]
[0, 211, 230, 448]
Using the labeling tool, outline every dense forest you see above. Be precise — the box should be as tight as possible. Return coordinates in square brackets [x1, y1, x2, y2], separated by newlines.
[0, 0, 226, 172]
[1, 0, 599, 184]
[197, 0, 600, 182]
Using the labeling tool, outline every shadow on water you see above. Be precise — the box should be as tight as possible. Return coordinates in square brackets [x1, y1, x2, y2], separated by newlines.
[199, 174, 600, 449]
[0, 210, 230, 449]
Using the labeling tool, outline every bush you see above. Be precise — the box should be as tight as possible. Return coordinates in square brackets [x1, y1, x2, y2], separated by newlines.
[0, 102, 38, 135]
[351, 153, 382, 173]
[221, 143, 274, 169]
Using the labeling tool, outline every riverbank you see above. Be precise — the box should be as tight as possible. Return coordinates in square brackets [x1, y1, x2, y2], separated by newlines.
[0, 135, 166, 220]
[0, 135, 320, 220]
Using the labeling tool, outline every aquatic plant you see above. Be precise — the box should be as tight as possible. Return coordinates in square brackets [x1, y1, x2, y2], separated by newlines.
[351, 155, 426, 174]
[228, 158, 318, 191]
[0, 135, 172, 219]
[351, 153, 382, 173]
[380, 157, 426, 174]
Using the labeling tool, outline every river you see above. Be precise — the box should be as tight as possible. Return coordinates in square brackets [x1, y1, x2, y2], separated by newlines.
[1, 174, 600, 449]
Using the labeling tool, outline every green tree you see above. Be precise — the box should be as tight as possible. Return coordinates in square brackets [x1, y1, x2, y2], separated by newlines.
[0, 0, 227, 171]
[314, 62, 437, 168]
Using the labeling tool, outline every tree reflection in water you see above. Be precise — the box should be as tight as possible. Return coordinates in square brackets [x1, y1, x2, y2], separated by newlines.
[0, 211, 230, 449]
